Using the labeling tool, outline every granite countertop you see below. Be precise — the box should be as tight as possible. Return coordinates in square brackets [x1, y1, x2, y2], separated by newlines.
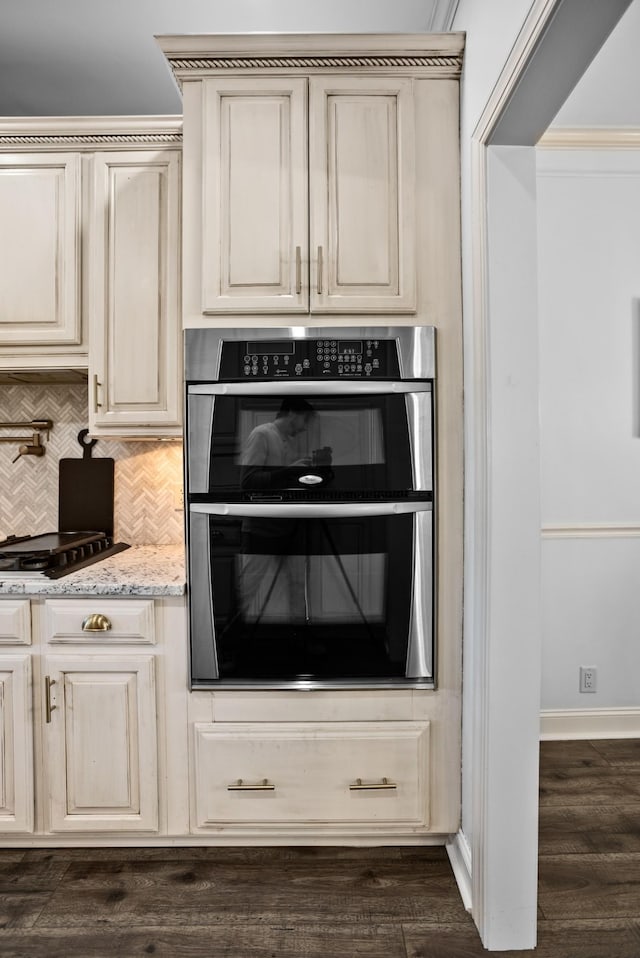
[0, 544, 186, 597]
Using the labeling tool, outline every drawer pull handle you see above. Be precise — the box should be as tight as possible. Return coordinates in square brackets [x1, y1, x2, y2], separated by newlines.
[349, 777, 397, 791]
[227, 778, 275, 791]
[93, 374, 103, 411]
[44, 676, 56, 724]
[82, 613, 112, 632]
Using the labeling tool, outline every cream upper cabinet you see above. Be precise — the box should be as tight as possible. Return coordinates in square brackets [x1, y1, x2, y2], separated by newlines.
[0, 152, 81, 347]
[197, 75, 414, 316]
[202, 77, 308, 313]
[88, 148, 182, 437]
[309, 76, 415, 313]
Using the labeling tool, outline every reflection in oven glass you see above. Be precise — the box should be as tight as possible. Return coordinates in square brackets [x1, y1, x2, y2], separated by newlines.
[209, 515, 412, 681]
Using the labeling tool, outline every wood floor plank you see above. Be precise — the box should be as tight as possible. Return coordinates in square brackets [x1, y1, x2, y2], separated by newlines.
[590, 739, 640, 767]
[0, 857, 70, 891]
[539, 764, 640, 807]
[538, 853, 640, 919]
[0, 923, 407, 958]
[19, 845, 447, 864]
[0, 892, 52, 930]
[539, 741, 608, 768]
[538, 804, 640, 855]
[32, 856, 469, 929]
[404, 918, 640, 958]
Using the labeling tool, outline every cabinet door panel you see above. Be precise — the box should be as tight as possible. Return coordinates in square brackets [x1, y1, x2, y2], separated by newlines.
[89, 150, 181, 434]
[202, 77, 308, 313]
[45, 654, 158, 832]
[0, 655, 34, 833]
[0, 153, 81, 344]
[309, 77, 416, 313]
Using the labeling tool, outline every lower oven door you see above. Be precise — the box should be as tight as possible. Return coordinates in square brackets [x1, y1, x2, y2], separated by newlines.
[187, 502, 433, 689]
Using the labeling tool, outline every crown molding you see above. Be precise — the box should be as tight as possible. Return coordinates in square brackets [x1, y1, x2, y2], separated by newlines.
[0, 116, 182, 151]
[157, 33, 465, 81]
[538, 127, 640, 149]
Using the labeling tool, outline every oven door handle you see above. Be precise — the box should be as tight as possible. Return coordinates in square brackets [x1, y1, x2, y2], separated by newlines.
[188, 381, 431, 396]
[189, 501, 432, 519]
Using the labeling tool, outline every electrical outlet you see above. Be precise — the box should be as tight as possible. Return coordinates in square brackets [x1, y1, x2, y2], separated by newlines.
[579, 666, 597, 693]
[173, 486, 184, 511]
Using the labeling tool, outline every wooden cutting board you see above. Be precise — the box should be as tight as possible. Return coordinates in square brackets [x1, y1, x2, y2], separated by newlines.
[58, 430, 115, 535]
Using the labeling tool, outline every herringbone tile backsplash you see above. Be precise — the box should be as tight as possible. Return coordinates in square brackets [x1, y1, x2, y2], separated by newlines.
[0, 384, 184, 544]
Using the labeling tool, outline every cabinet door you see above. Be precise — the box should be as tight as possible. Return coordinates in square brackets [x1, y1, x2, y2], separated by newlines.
[0, 655, 34, 833]
[201, 77, 308, 313]
[89, 150, 181, 436]
[0, 153, 81, 345]
[43, 654, 158, 832]
[309, 77, 416, 313]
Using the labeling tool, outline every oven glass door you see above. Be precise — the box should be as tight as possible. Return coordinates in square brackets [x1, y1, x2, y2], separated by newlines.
[188, 503, 433, 688]
[186, 385, 432, 498]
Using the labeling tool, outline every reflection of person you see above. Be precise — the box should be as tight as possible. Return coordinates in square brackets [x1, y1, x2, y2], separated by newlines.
[240, 397, 314, 490]
[238, 398, 314, 622]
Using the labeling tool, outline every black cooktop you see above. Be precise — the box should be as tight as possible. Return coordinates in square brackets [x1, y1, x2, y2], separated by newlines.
[0, 531, 130, 578]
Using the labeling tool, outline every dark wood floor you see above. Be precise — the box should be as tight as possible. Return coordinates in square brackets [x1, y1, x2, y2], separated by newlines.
[0, 739, 639, 957]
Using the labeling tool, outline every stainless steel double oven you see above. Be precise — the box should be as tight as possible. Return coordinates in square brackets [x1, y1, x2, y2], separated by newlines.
[185, 326, 435, 690]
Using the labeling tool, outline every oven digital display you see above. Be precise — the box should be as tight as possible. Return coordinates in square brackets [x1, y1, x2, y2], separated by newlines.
[338, 341, 363, 355]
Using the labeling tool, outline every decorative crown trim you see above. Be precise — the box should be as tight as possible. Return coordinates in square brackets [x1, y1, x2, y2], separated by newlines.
[167, 53, 462, 79]
[167, 54, 462, 72]
[0, 132, 182, 148]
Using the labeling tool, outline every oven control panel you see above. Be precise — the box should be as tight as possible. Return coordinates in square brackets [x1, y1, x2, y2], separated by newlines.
[219, 339, 401, 380]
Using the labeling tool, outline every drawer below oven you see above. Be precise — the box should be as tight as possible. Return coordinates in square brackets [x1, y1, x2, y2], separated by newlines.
[192, 720, 430, 829]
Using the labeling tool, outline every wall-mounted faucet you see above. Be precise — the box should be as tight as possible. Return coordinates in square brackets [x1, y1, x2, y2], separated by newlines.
[12, 432, 46, 463]
[0, 419, 53, 463]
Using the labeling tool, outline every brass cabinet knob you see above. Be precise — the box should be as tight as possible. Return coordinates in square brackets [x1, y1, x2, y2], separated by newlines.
[81, 613, 112, 632]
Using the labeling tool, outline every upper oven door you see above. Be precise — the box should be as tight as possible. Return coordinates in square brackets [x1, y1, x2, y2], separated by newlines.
[186, 382, 432, 500]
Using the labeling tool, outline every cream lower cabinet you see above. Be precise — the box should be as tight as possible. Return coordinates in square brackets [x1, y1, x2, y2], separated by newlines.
[0, 654, 34, 833]
[191, 720, 430, 833]
[42, 653, 158, 832]
[0, 600, 33, 834]
[0, 596, 168, 839]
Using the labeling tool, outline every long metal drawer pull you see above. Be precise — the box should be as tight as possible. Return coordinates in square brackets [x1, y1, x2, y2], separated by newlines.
[349, 777, 397, 791]
[227, 778, 275, 791]
[82, 613, 112, 632]
[44, 676, 57, 724]
[317, 245, 323, 295]
[295, 245, 302, 295]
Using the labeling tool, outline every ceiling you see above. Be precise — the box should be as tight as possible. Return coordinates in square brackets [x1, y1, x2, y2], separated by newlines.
[0, 0, 638, 125]
[0, 0, 459, 117]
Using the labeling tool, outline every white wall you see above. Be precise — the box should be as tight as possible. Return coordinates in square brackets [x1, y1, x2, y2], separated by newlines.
[537, 145, 640, 711]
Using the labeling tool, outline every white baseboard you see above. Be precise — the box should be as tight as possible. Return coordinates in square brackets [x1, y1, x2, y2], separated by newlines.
[446, 830, 472, 912]
[540, 708, 640, 740]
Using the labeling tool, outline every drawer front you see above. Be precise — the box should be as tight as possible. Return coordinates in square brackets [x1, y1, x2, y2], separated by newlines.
[0, 600, 31, 645]
[44, 599, 155, 645]
[193, 721, 430, 829]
